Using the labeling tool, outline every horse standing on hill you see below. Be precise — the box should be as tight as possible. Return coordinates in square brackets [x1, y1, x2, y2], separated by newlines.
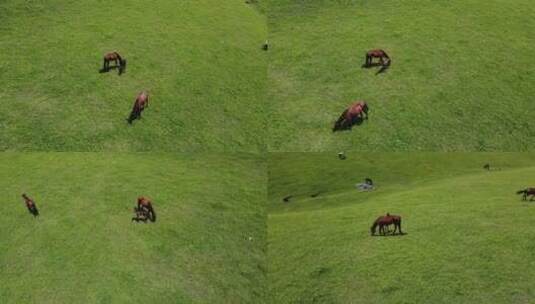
[370, 213, 402, 236]
[333, 101, 369, 132]
[102, 51, 126, 75]
[365, 49, 391, 67]
[517, 188, 535, 201]
[127, 91, 149, 124]
[21, 194, 39, 217]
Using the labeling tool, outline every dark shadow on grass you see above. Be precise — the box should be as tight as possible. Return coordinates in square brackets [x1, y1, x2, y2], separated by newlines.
[371, 232, 407, 237]
[361, 62, 390, 75]
[332, 116, 365, 133]
[376, 64, 390, 75]
[99, 63, 126, 75]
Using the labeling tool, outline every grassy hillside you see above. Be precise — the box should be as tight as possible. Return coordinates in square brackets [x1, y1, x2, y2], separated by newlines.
[0, 153, 266, 303]
[268, 153, 535, 303]
[267, 0, 535, 151]
[0, 0, 266, 152]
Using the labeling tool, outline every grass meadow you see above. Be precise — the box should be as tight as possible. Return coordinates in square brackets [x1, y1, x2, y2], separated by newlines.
[0, 153, 266, 303]
[266, 0, 535, 151]
[0, 0, 266, 152]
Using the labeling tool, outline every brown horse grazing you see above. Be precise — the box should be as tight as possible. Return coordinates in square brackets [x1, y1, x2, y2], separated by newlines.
[370, 213, 402, 236]
[21, 194, 39, 217]
[517, 188, 535, 201]
[333, 101, 369, 132]
[137, 196, 156, 222]
[127, 91, 149, 124]
[365, 49, 390, 67]
[102, 51, 126, 74]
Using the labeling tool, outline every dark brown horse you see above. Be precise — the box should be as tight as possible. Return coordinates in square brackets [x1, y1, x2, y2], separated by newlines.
[370, 213, 402, 236]
[333, 101, 369, 132]
[127, 91, 149, 124]
[102, 51, 126, 74]
[517, 188, 535, 201]
[22, 194, 39, 217]
[365, 49, 390, 67]
[137, 196, 156, 222]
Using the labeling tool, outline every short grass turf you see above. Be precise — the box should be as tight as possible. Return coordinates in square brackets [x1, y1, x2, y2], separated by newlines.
[267, 0, 535, 151]
[0, 153, 266, 303]
[0, 0, 266, 152]
[267, 153, 535, 303]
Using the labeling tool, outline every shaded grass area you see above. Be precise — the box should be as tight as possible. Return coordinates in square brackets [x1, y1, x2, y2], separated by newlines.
[0, 153, 266, 303]
[267, 0, 535, 151]
[268, 153, 535, 303]
[0, 0, 267, 152]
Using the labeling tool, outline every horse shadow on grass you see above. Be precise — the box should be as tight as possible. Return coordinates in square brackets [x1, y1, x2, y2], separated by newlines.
[332, 116, 365, 133]
[361, 63, 390, 75]
[371, 232, 407, 237]
[99, 64, 126, 76]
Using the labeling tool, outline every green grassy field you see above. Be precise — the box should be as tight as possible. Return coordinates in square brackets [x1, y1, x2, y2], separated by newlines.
[267, 0, 535, 151]
[268, 153, 535, 303]
[0, 153, 266, 303]
[0, 0, 266, 152]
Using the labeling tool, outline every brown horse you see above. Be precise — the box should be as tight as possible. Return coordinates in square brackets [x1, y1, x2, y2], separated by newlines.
[333, 101, 369, 132]
[127, 91, 149, 124]
[365, 49, 390, 67]
[137, 196, 156, 222]
[102, 51, 126, 74]
[22, 194, 39, 217]
[370, 213, 402, 236]
[517, 188, 535, 201]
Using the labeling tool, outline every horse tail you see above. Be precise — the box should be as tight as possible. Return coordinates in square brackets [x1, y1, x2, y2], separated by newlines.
[148, 204, 156, 222]
[517, 189, 527, 195]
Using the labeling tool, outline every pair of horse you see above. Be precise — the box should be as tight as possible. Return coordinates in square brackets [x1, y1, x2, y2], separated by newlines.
[101, 52, 148, 124]
[22, 194, 39, 217]
[132, 196, 157, 222]
[517, 188, 535, 201]
[332, 49, 390, 131]
[371, 213, 403, 236]
[101, 51, 127, 75]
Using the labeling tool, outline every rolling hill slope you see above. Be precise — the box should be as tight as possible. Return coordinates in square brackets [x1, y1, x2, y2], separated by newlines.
[0, 0, 267, 151]
[267, 153, 535, 303]
[0, 153, 266, 303]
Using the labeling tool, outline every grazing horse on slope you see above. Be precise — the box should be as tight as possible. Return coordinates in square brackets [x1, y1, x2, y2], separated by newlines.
[137, 196, 156, 222]
[371, 213, 402, 236]
[365, 49, 390, 67]
[22, 194, 39, 217]
[102, 51, 126, 74]
[333, 101, 369, 132]
[517, 188, 535, 201]
[127, 91, 149, 124]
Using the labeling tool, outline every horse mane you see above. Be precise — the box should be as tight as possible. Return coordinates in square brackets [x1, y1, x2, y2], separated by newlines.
[113, 51, 123, 63]
[517, 189, 527, 194]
